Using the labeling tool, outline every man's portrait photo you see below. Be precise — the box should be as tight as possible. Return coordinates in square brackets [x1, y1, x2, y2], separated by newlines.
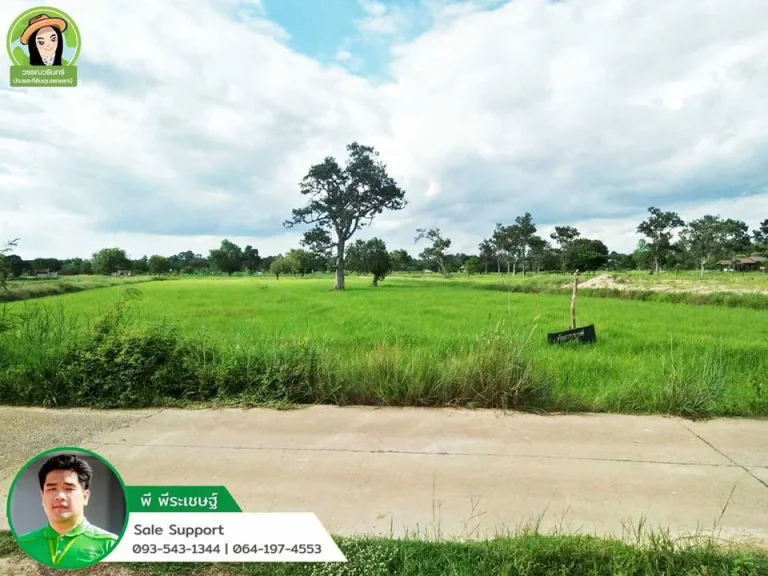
[7, 449, 127, 570]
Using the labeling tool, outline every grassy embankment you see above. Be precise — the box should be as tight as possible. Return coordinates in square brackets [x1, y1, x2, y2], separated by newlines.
[1, 275, 766, 417]
[0, 275, 162, 302]
[437, 269, 768, 311]
[1, 529, 767, 576]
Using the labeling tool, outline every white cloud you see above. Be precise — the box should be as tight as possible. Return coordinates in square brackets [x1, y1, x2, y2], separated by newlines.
[335, 50, 353, 62]
[0, 0, 767, 260]
[356, 0, 406, 36]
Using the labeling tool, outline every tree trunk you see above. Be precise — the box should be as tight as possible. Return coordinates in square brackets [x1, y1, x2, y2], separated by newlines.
[497, 260, 501, 274]
[485, 261, 489, 274]
[335, 239, 346, 290]
[570, 270, 580, 329]
[654, 255, 660, 274]
[700, 260, 705, 277]
[506, 261, 510, 274]
[372, 274, 379, 287]
[513, 261, 517, 276]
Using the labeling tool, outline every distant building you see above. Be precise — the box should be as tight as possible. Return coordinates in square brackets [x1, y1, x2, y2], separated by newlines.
[718, 256, 767, 272]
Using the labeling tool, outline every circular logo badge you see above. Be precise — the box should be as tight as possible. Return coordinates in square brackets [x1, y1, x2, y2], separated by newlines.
[6, 447, 128, 570]
[6, 6, 81, 67]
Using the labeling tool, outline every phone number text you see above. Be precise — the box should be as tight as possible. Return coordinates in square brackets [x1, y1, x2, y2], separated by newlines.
[131, 543, 323, 556]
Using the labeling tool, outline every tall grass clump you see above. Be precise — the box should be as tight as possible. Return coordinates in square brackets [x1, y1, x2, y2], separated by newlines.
[319, 321, 552, 410]
[0, 302, 81, 404]
[657, 345, 728, 419]
[0, 294, 552, 411]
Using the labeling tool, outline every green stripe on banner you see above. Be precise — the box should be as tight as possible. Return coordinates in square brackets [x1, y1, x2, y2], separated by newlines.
[125, 486, 242, 513]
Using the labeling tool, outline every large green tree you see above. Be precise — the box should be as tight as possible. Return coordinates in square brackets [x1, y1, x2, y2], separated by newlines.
[209, 239, 244, 276]
[132, 256, 149, 274]
[512, 212, 537, 275]
[5, 254, 24, 277]
[478, 239, 495, 274]
[285, 248, 319, 277]
[563, 238, 609, 272]
[464, 256, 484, 275]
[489, 224, 508, 273]
[148, 255, 170, 275]
[170, 251, 209, 274]
[415, 228, 451, 277]
[92, 248, 130, 275]
[527, 235, 550, 274]
[284, 142, 407, 290]
[242, 245, 261, 274]
[269, 256, 292, 280]
[637, 207, 685, 274]
[345, 238, 392, 286]
[633, 240, 652, 271]
[606, 252, 636, 271]
[679, 215, 729, 276]
[549, 225, 581, 272]
[389, 249, 413, 272]
[722, 219, 751, 268]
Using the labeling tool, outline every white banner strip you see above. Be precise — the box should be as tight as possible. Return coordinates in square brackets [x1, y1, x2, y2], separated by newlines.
[104, 512, 347, 563]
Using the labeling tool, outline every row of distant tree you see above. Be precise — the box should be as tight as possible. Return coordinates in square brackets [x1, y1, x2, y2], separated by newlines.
[1, 209, 766, 284]
[476, 208, 768, 277]
[1, 142, 767, 288]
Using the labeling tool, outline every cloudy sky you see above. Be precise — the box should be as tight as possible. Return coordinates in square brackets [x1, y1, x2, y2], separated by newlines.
[1, 0, 766, 260]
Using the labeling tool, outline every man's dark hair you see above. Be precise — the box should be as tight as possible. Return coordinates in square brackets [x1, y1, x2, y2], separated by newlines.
[38, 454, 93, 491]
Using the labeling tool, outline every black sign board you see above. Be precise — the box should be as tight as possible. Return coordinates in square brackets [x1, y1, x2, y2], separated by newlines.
[547, 324, 597, 345]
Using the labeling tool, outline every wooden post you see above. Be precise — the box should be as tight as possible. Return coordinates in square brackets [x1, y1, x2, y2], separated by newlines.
[570, 269, 580, 330]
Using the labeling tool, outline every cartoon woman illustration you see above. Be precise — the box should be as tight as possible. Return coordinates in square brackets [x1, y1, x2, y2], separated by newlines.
[20, 14, 68, 66]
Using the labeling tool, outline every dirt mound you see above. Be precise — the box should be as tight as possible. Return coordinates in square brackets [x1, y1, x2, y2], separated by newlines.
[561, 274, 768, 296]
[561, 274, 627, 290]
[576, 274, 619, 289]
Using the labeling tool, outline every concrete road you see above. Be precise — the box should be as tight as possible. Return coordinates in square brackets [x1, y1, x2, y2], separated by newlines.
[1, 406, 766, 544]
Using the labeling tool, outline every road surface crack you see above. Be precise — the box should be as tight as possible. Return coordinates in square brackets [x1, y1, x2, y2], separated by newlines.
[96, 441, 741, 469]
[677, 420, 768, 490]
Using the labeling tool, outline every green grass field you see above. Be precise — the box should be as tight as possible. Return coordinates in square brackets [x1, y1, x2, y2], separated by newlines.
[1, 274, 766, 416]
[1, 529, 767, 576]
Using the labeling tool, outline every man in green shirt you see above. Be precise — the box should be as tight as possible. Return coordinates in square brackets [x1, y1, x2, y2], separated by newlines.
[17, 453, 119, 570]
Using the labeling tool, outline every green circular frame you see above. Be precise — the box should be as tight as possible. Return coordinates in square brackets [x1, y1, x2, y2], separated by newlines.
[6, 6, 82, 67]
[5, 446, 129, 570]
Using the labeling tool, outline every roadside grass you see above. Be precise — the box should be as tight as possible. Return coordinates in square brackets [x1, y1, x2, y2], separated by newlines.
[0, 275, 166, 303]
[1, 277, 766, 417]
[1, 529, 767, 576]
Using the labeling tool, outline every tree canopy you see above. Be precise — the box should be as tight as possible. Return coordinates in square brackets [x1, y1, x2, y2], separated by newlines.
[208, 239, 244, 276]
[415, 228, 451, 276]
[346, 238, 392, 286]
[563, 238, 610, 272]
[637, 207, 685, 274]
[284, 142, 407, 290]
[92, 247, 130, 275]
